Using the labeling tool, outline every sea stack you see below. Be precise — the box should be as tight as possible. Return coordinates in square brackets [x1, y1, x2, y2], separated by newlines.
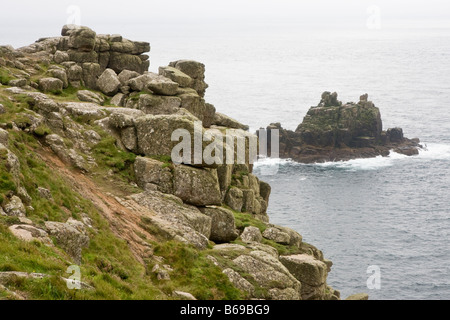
[259, 92, 422, 163]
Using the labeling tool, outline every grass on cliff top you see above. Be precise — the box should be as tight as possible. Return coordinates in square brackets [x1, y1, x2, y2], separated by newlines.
[229, 208, 267, 233]
[0, 94, 162, 299]
[150, 241, 243, 300]
[0, 146, 162, 299]
[6, 130, 82, 222]
[90, 131, 138, 195]
[47, 84, 79, 101]
[0, 214, 164, 299]
[0, 68, 13, 85]
[0, 95, 36, 127]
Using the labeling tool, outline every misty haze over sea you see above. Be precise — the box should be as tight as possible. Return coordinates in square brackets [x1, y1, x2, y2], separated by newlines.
[3, 0, 450, 299]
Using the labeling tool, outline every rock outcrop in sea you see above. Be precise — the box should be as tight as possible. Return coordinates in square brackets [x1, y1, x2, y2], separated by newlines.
[0, 26, 365, 300]
[259, 91, 422, 163]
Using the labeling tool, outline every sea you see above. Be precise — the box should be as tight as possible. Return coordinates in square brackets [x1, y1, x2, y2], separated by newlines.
[5, 21, 450, 300]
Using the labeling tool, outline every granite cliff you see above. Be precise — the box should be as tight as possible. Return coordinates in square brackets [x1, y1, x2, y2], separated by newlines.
[0, 25, 367, 300]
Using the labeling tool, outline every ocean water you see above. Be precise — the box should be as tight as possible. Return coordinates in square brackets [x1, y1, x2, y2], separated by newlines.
[146, 26, 450, 300]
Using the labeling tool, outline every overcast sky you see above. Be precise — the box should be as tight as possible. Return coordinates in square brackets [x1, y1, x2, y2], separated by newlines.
[1, 0, 450, 48]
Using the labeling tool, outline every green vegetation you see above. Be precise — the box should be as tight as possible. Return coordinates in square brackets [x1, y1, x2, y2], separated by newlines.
[0, 95, 34, 126]
[129, 90, 152, 102]
[0, 149, 17, 205]
[150, 155, 173, 170]
[261, 239, 300, 256]
[139, 216, 172, 240]
[0, 68, 13, 85]
[7, 129, 83, 221]
[0, 222, 68, 273]
[205, 248, 269, 299]
[150, 241, 243, 300]
[48, 85, 80, 102]
[0, 100, 163, 298]
[33, 124, 52, 137]
[231, 209, 267, 233]
[229, 207, 300, 256]
[91, 135, 136, 179]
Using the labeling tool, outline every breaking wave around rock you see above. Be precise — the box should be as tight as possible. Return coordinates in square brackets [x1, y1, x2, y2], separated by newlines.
[254, 143, 450, 173]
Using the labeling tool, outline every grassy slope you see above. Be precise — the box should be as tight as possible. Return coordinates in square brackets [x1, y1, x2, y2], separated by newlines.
[0, 85, 243, 300]
[0, 61, 301, 300]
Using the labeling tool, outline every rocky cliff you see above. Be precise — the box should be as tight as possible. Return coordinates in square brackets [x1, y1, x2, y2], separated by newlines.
[260, 92, 421, 163]
[0, 26, 357, 300]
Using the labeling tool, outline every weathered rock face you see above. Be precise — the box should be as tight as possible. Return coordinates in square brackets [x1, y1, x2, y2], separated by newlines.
[39, 77, 63, 93]
[262, 92, 422, 163]
[178, 92, 207, 122]
[173, 165, 222, 206]
[279, 254, 328, 300]
[8, 78, 27, 87]
[8, 224, 52, 245]
[108, 52, 148, 74]
[76, 90, 104, 105]
[118, 70, 140, 85]
[130, 191, 211, 249]
[45, 220, 89, 264]
[222, 268, 255, 296]
[48, 66, 69, 89]
[137, 94, 181, 115]
[225, 187, 243, 212]
[296, 92, 382, 147]
[240, 226, 263, 243]
[0, 142, 21, 185]
[134, 156, 173, 194]
[213, 112, 249, 131]
[159, 66, 193, 88]
[2, 196, 26, 217]
[262, 227, 291, 245]
[68, 64, 83, 83]
[45, 133, 88, 171]
[199, 206, 238, 243]
[345, 293, 369, 300]
[233, 250, 302, 300]
[169, 60, 208, 97]
[81, 63, 101, 89]
[134, 112, 255, 168]
[68, 26, 97, 52]
[129, 72, 179, 96]
[65, 25, 149, 72]
[135, 113, 200, 161]
[97, 68, 120, 96]
[0, 128, 8, 146]
[27, 25, 151, 91]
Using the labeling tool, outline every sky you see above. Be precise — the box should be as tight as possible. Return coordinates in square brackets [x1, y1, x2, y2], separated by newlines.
[1, 0, 450, 48]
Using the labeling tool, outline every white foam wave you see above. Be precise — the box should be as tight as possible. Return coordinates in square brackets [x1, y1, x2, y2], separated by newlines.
[253, 143, 450, 172]
[417, 143, 450, 160]
[253, 156, 294, 168]
[315, 152, 409, 171]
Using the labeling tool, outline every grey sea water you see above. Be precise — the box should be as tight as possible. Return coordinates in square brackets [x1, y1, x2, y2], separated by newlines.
[146, 26, 450, 300]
